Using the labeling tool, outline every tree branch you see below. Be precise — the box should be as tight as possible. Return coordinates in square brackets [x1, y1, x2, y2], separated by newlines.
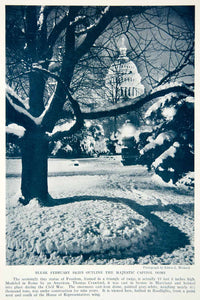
[82, 84, 194, 120]
[155, 42, 194, 87]
[32, 66, 83, 131]
[47, 6, 81, 54]
[74, 7, 113, 62]
[74, 6, 147, 63]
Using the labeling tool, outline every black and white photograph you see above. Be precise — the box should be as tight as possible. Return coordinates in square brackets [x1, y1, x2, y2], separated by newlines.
[5, 3, 195, 268]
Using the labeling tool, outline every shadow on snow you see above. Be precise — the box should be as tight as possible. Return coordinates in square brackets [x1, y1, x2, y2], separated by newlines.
[43, 194, 192, 262]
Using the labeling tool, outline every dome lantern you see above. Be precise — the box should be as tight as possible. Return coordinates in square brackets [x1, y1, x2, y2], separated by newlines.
[119, 37, 128, 58]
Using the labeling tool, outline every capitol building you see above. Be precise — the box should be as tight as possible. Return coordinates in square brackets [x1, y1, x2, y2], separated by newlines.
[105, 38, 145, 101]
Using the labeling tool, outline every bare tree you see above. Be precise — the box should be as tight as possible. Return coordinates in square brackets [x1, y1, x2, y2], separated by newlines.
[6, 6, 194, 204]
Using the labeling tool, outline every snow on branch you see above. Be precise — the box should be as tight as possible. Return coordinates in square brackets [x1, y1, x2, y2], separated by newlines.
[50, 120, 76, 136]
[140, 131, 177, 155]
[6, 85, 38, 129]
[6, 85, 28, 110]
[82, 83, 194, 120]
[6, 123, 25, 138]
[74, 8, 113, 62]
[75, 7, 110, 36]
[49, 118, 83, 141]
[70, 15, 86, 27]
[75, 22, 100, 37]
[144, 92, 177, 118]
[37, 6, 45, 30]
[152, 142, 180, 169]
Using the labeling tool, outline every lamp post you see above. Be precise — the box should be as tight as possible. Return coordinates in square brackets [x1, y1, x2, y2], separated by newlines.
[121, 121, 139, 165]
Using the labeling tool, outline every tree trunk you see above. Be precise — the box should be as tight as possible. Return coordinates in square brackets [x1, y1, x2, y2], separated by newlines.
[29, 71, 45, 117]
[20, 129, 49, 204]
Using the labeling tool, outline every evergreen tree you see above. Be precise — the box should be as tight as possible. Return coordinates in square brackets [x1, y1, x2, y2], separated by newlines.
[138, 84, 194, 184]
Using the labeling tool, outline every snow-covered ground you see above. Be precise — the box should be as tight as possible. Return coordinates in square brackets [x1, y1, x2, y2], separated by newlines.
[6, 156, 194, 265]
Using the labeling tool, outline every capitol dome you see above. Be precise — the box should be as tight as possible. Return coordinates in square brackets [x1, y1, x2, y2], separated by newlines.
[105, 38, 144, 99]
